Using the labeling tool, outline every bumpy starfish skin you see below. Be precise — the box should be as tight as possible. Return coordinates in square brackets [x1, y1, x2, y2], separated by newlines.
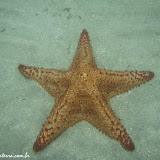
[18, 29, 154, 151]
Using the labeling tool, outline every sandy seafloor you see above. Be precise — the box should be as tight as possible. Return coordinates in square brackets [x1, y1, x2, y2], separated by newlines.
[0, 0, 160, 160]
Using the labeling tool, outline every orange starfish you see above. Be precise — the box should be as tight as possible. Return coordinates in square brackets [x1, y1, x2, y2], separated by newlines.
[18, 29, 154, 151]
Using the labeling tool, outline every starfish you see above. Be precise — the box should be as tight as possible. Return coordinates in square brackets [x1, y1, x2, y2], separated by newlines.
[18, 29, 154, 152]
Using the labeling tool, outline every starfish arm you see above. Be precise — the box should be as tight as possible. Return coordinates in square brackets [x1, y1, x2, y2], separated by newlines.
[99, 70, 154, 99]
[84, 93, 135, 151]
[33, 89, 82, 151]
[69, 29, 97, 71]
[18, 64, 68, 97]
